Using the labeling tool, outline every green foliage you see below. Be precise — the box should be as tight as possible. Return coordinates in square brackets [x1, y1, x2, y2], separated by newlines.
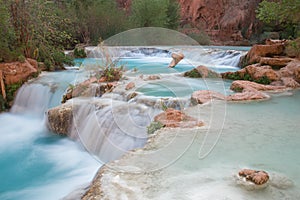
[102, 66, 123, 82]
[0, 0, 17, 62]
[184, 69, 202, 78]
[147, 121, 165, 134]
[224, 73, 241, 80]
[5, 82, 22, 104]
[187, 32, 211, 45]
[256, 0, 300, 38]
[255, 76, 271, 85]
[285, 37, 300, 58]
[74, 48, 87, 58]
[130, 0, 180, 29]
[71, 0, 129, 44]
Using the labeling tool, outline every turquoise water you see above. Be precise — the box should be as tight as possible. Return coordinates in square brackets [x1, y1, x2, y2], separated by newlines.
[0, 70, 100, 200]
[99, 91, 300, 199]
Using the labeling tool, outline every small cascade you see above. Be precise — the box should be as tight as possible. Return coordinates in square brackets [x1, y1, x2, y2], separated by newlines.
[11, 83, 53, 116]
[11, 71, 78, 117]
[209, 50, 243, 67]
[70, 99, 159, 163]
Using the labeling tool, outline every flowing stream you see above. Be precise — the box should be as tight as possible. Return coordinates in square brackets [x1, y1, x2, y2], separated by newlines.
[0, 46, 251, 199]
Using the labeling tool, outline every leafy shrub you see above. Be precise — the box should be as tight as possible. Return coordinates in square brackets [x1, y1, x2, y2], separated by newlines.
[101, 66, 123, 82]
[184, 69, 202, 78]
[74, 48, 87, 58]
[255, 76, 271, 85]
[147, 121, 165, 135]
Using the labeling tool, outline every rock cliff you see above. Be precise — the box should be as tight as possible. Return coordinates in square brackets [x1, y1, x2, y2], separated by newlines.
[117, 0, 262, 44]
[179, 0, 262, 44]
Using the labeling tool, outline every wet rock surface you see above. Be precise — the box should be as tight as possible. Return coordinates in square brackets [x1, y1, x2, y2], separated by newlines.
[154, 108, 204, 128]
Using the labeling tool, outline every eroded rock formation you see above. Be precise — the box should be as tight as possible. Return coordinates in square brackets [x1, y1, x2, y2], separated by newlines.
[154, 108, 204, 128]
[0, 58, 38, 85]
[179, 0, 262, 44]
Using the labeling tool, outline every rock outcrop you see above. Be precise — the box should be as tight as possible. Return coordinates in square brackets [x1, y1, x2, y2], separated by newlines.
[0, 58, 38, 85]
[154, 108, 204, 128]
[178, 0, 262, 44]
[47, 103, 73, 135]
[236, 169, 270, 190]
[191, 90, 225, 104]
[168, 52, 184, 68]
[62, 77, 117, 103]
[184, 65, 220, 78]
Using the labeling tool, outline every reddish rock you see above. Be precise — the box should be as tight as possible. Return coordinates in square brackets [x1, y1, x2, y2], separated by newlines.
[169, 52, 184, 68]
[265, 39, 287, 45]
[246, 44, 285, 64]
[125, 82, 135, 90]
[230, 80, 285, 92]
[184, 65, 220, 78]
[191, 90, 225, 104]
[259, 57, 293, 68]
[227, 89, 269, 101]
[238, 169, 269, 185]
[286, 60, 300, 82]
[178, 0, 261, 43]
[281, 77, 300, 88]
[222, 64, 280, 82]
[0, 59, 38, 85]
[154, 108, 204, 128]
[227, 80, 287, 101]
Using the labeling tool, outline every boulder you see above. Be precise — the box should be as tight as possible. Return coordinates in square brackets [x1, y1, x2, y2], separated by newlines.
[0, 59, 38, 85]
[230, 80, 285, 92]
[47, 103, 73, 135]
[184, 65, 220, 78]
[191, 90, 225, 104]
[223, 64, 280, 83]
[246, 44, 285, 64]
[238, 169, 269, 186]
[125, 82, 135, 90]
[154, 108, 204, 128]
[227, 88, 269, 101]
[281, 77, 300, 88]
[259, 57, 293, 68]
[227, 80, 287, 101]
[169, 52, 184, 68]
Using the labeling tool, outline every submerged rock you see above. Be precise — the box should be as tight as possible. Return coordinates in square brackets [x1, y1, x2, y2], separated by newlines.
[191, 90, 225, 104]
[236, 169, 270, 190]
[184, 65, 220, 78]
[154, 108, 204, 128]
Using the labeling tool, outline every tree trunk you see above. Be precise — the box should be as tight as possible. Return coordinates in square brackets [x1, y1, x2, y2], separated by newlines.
[0, 70, 6, 100]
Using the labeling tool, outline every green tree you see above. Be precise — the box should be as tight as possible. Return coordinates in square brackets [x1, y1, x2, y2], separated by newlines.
[130, 0, 181, 29]
[256, 0, 300, 38]
[0, 0, 17, 62]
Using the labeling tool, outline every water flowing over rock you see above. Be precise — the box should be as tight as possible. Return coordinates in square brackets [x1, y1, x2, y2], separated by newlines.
[47, 103, 73, 135]
[154, 108, 204, 128]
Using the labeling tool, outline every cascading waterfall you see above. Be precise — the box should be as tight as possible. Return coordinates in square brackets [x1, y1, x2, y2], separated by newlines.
[0, 70, 100, 200]
[70, 99, 159, 163]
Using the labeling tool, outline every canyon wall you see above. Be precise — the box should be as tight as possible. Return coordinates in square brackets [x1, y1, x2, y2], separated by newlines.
[178, 0, 262, 44]
[117, 0, 263, 45]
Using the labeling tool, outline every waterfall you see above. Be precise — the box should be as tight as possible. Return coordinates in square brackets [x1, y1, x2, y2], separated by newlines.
[11, 83, 53, 116]
[70, 99, 159, 163]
